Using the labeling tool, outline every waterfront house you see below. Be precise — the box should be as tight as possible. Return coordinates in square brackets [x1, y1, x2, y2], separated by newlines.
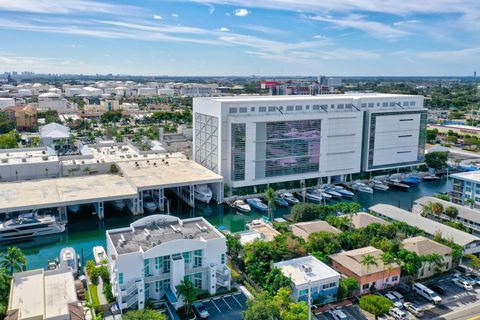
[274, 255, 340, 304]
[348, 212, 390, 229]
[291, 220, 341, 241]
[330, 246, 401, 295]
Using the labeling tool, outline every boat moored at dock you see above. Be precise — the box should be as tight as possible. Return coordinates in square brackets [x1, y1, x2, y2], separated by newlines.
[232, 200, 251, 213]
[93, 246, 107, 265]
[194, 184, 213, 204]
[352, 182, 374, 193]
[0, 211, 65, 242]
[281, 193, 300, 205]
[59, 247, 79, 277]
[334, 185, 355, 198]
[246, 198, 268, 212]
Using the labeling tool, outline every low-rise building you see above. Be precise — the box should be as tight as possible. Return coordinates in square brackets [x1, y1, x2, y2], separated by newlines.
[274, 255, 340, 303]
[106, 215, 231, 311]
[330, 246, 401, 294]
[291, 220, 341, 241]
[401, 236, 453, 279]
[39, 122, 72, 152]
[348, 212, 390, 229]
[7, 268, 84, 320]
[3, 105, 37, 129]
[450, 171, 480, 208]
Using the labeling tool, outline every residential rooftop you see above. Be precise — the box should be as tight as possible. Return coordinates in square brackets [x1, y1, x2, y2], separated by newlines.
[246, 220, 281, 242]
[414, 196, 480, 225]
[450, 171, 480, 183]
[369, 204, 480, 247]
[402, 236, 452, 256]
[348, 212, 391, 229]
[274, 255, 340, 286]
[108, 215, 223, 255]
[291, 220, 340, 241]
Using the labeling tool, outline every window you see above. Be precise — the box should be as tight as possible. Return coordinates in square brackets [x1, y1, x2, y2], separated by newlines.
[268, 106, 276, 112]
[295, 105, 302, 111]
[410, 101, 416, 106]
[389, 102, 396, 107]
[306, 105, 310, 110]
[398, 135, 412, 138]
[399, 118, 413, 121]
[239, 107, 247, 113]
[322, 282, 336, 289]
[278, 106, 283, 111]
[313, 105, 320, 110]
[338, 104, 344, 109]
[259, 106, 267, 112]
[287, 105, 294, 111]
[194, 250, 203, 267]
[299, 289, 308, 296]
[183, 251, 191, 264]
[144, 259, 150, 276]
[145, 283, 150, 297]
[194, 272, 203, 289]
[368, 103, 374, 108]
[229, 107, 237, 114]
[163, 279, 170, 289]
[155, 281, 161, 292]
[119, 272, 123, 285]
[221, 253, 225, 264]
[362, 283, 369, 290]
[382, 102, 388, 107]
[330, 104, 335, 109]
[155, 257, 162, 270]
[403, 101, 409, 106]
[163, 255, 170, 273]
[391, 276, 399, 282]
[251, 107, 256, 112]
[361, 103, 367, 108]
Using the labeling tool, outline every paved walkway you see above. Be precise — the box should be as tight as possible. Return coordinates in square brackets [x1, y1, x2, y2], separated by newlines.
[98, 277, 108, 306]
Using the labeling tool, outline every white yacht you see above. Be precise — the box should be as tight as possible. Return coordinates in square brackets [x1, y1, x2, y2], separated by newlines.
[334, 186, 355, 198]
[423, 174, 440, 181]
[232, 200, 251, 213]
[93, 246, 107, 265]
[305, 189, 323, 202]
[60, 247, 79, 277]
[194, 184, 213, 204]
[143, 196, 158, 213]
[316, 188, 332, 199]
[352, 182, 374, 194]
[372, 180, 389, 191]
[281, 193, 300, 205]
[112, 199, 126, 211]
[0, 211, 65, 242]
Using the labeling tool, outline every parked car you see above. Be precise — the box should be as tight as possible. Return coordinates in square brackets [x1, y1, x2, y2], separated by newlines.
[390, 291, 404, 303]
[193, 302, 209, 319]
[429, 284, 446, 295]
[389, 307, 407, 320]
[453, 274, 476, 286]
[403, 302, 424, 317]
[412, 283, 442, 304]
[397, 283, 412, 295]
[453, 278, 474, 291]
[328, 308, 349, 320]
[384, 293, 403, 309]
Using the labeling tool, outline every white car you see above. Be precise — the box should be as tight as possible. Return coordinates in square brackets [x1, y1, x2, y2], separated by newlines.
[453, 278, 474, 291]
[328, 308, 349, 320]
[384, 293, 403, 309]
[403, 302, 424, 317]
[389, 307, 407, 320]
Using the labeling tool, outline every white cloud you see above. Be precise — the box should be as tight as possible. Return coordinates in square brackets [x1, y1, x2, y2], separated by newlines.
[225, 12, 230, 16]
[234, 8, 249, 17]
[219, 27, 230, 32]
[241, 24, 287, 35]
[312, 34, 326, 39]
[172, 13, 179, 18]
[153, 15, 162, 20]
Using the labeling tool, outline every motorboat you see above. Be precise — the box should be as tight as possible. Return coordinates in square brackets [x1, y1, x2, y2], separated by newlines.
[281, 193, 300, 205]
[0, 211, 65, 242]
[274, 197, 289, 207]
[112, 199, 126, 211]
[93, 246, 107, 265]
[334, 186, 355, 198]
[315, 188, 332, 200]
[324, 187, 342, 198]
[305, 189, 323, 202]
[402, 176, 422, 185]
[246, 198, 268, 212]
[47, 259, 59, 271]
[388, 179, 410, 191]
[67, 205, 80, 214]
[194, 184, 213, 204]
[232, 200, 251, 213]
[352, 182, 373, 194]
[423, 174, 440, 181]
[60, 247, 79, 276]
[372, 180, 389, 191]
[143, 196, 158, 213]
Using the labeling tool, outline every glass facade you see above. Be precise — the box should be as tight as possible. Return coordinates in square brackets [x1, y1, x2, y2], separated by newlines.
[195, 113, 218, 171]
[231, 123, 246, 181]
[255, 120, 321, 178]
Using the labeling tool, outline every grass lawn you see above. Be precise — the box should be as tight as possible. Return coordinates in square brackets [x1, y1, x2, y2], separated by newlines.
[89, 284, 100, 307]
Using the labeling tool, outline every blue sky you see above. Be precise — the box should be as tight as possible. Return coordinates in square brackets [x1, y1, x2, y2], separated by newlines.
[0, 0, 479, 76]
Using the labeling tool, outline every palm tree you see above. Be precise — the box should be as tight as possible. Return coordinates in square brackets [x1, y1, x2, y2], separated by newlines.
[420, 202, 433, 217]
[431, 202, 444, 218]
[465, 197, 475, 208]
[361, 254, 378, 276]
[424, 253, 444, 274]
[176, 279, 196, 317]
[445, 206, 458, 221]
[264, 187, 276, 222]
[0, 247, 26, 275]
[380, 252, 395, 288]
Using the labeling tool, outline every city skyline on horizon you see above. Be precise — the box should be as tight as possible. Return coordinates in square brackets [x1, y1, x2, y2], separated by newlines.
[0, 0, 479, 76]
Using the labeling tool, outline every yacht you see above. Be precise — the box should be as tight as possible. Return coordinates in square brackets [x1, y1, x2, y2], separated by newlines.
[232, 200, 251, 213]
[274, 197, 289, 207]
[281, 193, 300, 205]
[143, 196, 158, 213]
[112, 199, 126, 211]
[0, 211, 65, 242]
[423, 174, 440, 182]
[324, 187, 342, 198]
[372, 180, 389, 191]
[388, 179, 410, 191]
[352, 182, 373, 194]
[60, 247, 79, 277]
[402, 176, 422, 186]
[246, 198, 268, 212]
[194, 184, 213, 204]
[316, 189, 332, 200]
[93, 246, 107, 265]
[67, 205, 80, 214]
[334, 186, 355, 198]
[305, 189, 323, 202]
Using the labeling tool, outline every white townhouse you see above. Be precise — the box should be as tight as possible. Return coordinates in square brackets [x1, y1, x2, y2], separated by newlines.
[106, 215, 231, 311]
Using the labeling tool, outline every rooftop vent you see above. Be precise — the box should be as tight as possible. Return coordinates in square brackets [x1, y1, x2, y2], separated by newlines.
[144, 229, 151, 240]
[196, 223, 208, 232]
[22, 158, 26, 163]
[170, 225, 182, 233]
[42, 156, 48, 161]
[301, 264, 312, 273]
[1, 159, 7, 163]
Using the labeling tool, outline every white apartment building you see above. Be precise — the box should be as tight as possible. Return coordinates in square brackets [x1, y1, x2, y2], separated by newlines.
[193, 93, 426, 191]
[450, 171, 480, 208]
[106, 215, 231, 311]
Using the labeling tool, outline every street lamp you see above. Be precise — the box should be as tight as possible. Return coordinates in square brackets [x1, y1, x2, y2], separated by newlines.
[304, 274, 312, 320]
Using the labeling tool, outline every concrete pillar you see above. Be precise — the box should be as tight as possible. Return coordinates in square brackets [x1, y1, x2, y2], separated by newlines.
[130, 193, 144, 215]
[189, 185, 195, 208]
[157, 188, 164, 211]
[95, 202, 104, 220]
[207, 264, 217, 295]
[327, 176, 332, 184]
[213, 182, 224, 203]
[59, 206, 67, 222]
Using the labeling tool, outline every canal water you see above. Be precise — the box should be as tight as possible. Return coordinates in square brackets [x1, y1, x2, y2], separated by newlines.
[2, 179, 452, 270]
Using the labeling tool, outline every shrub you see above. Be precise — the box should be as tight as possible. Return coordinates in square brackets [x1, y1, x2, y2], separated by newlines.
[359, 295, 392, 318]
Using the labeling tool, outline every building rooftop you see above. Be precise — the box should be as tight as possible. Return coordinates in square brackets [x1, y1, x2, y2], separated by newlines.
[274, 255, 340, 286]
[369, 204, 480, 247]
[0, 147, 57, 165]
[108, 215, 223, 255]
[39, 122, 70, 139]
[330, 246, 400, 277]
[291, 220, 341, 241]
[348, 212, 391, 229]
[8, 268, 80, 320]
[246, 220, 281, 242]
[450, 171, 480, 183]
[414, 196, 480, 225]
[402, 236, 452, 256]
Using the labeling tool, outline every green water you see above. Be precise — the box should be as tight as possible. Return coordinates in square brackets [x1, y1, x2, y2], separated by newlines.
[1, 179, 452, 270]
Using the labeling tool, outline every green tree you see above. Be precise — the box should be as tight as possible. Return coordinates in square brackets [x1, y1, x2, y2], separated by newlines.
[263, 267, 292, 295]
[307, 232, 342, 255]
[226, 233, 243, 261]
[243, 292, 281, 320]
[425, 151, 448, 172]
[123, 309, 167, 320]
[0, 247, 26, 274]
[431, 202, 444, 218]
[264, 188, 276, 222]
[465, 197, 475, 208]
[465, 254, 480, 271]
[361, 254, 378, 276]
[359, 295, 393, 319]
[0, 130, 19, 149]
[395, 249, 423, 277]
[337, 277, 358, 300]
[426, 128, 438, 143]
[444, 206, 459, 221]
[423, 253, 444, 274]
[176, 279, 196, 317]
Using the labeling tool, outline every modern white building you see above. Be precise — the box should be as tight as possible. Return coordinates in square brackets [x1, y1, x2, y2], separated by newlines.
[193, 94, 426, 192]
[0, 97, 15, 109]
[39, 123, 72, 152]
[106, 215, 231, 311]
[274, 255, 340, 303]
[450, 171, 480, 208]
[38, 92, 70, 112]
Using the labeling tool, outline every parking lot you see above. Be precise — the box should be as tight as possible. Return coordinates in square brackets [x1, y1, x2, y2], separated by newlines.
[199, 292, 247, 320]
[315, 305, 368, 320]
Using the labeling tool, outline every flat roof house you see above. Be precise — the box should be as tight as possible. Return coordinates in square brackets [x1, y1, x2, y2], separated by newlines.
[401, 236, 453, 279]
[330, 246, 401, 295]
[274, 255, 340, 304]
